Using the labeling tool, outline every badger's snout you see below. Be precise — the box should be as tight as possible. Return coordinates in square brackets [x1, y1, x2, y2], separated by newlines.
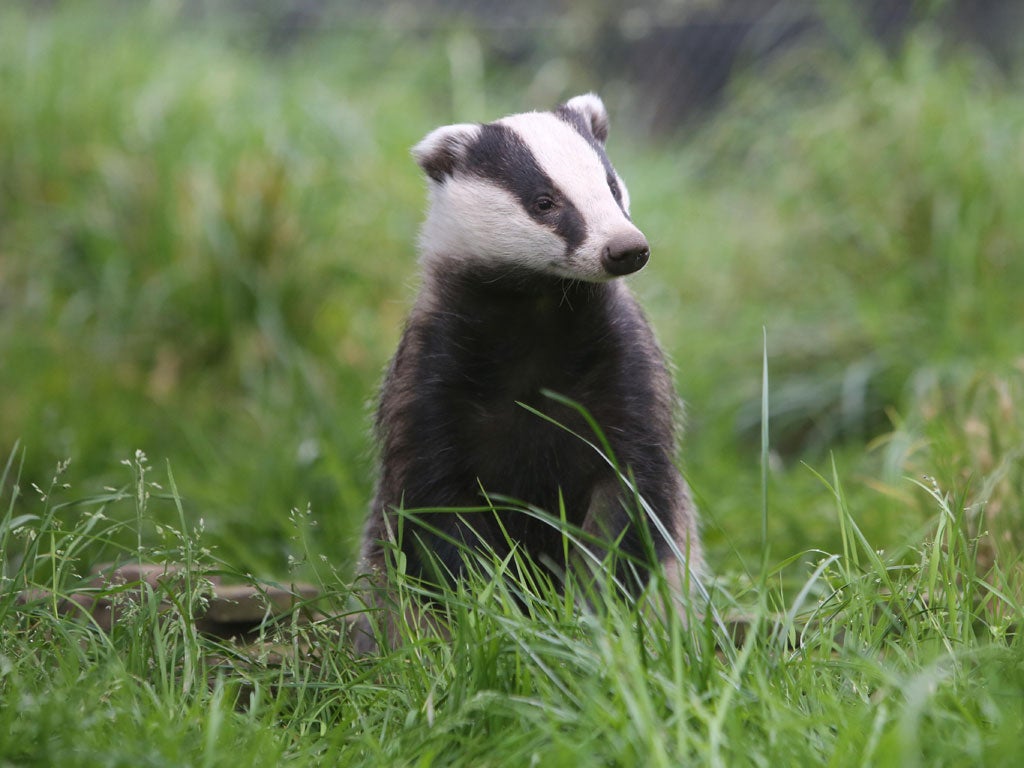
[601, 231, 650, 276]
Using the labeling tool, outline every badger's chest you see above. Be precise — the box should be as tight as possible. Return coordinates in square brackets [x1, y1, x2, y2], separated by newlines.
[437, 281, 626, 524]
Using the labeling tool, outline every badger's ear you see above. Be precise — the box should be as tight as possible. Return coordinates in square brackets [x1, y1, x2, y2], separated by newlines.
[412, 123, 481, 182]
[559, 93, 609, 145]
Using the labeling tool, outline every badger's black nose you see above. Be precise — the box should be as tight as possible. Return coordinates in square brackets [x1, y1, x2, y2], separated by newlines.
[601, 232, 650, 276]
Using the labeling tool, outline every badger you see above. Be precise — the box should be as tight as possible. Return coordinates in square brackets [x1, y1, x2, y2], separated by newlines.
[354, 93, 702, 651]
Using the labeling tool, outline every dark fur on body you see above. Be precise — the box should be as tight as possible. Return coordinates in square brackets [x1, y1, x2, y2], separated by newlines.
[356, 263, 700, 650]
[352, 95, 702, 652]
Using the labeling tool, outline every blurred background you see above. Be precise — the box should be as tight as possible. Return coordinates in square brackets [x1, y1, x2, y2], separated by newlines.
[2, 0, 1023, 584]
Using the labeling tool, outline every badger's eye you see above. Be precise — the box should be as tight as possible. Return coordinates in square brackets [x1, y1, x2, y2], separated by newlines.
[532, 195, 556, 214]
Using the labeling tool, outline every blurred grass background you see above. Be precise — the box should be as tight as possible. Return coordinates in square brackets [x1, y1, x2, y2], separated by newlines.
[2, 0, 1023, 585]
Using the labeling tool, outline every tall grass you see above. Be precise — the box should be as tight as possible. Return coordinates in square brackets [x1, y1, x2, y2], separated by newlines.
[3, 3, 1024, 765]
[683, 32, 1024, 451]
[3, 438, 1022, 765]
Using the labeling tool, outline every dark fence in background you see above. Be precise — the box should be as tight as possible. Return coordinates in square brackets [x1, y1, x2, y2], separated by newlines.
[175, 0, 1024, 132]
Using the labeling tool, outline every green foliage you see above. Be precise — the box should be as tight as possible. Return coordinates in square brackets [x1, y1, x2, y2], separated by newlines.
[3, 443, 1023, 766]
[0, 2, 449, 570]
[689, 33, 1024, 450]
[2, 2, 1024, 765]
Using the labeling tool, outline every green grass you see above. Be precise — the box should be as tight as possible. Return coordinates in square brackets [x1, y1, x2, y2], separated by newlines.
[3, 3, 1024, 764]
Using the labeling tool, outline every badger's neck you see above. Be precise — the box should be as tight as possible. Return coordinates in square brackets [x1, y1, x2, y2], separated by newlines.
[415, 255, 629, 389]
[413, 256, 629, 411]
[420, 256, 621, 320]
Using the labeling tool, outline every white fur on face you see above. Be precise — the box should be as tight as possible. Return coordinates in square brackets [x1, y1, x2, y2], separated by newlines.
[417, 110, 645, 282]
[503, 112, 643, 280]
[418, 176, 565, 273]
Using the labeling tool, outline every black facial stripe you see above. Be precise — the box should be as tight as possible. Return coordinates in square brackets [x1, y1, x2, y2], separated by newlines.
[466, 123, 587, 253]
[555, 107, 629, 217]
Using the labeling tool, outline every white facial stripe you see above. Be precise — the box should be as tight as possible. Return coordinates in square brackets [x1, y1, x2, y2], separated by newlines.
[416, 108, 645, 283]
[419, 175, 564, 271]
[500, 113, 631, 243]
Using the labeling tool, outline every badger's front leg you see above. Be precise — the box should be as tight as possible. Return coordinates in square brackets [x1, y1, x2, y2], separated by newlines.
[578, 473, 703, 606]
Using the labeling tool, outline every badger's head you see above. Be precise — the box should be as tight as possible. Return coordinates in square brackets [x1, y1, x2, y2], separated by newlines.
[413, 93, 649, 282]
